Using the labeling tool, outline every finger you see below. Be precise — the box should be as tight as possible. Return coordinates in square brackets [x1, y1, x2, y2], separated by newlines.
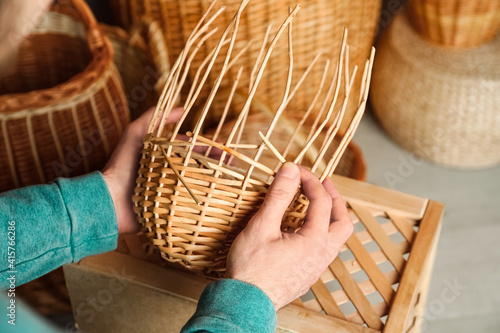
[251, 162, 300, 231]
[297, 166, 332, 237]
[323, 178, 353, 245]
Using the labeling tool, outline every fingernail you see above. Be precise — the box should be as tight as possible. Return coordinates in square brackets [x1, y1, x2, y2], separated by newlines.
[279, 162, 299, 179]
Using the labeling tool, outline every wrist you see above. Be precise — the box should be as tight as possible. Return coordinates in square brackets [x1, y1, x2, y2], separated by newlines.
[102, 170, 140, 234]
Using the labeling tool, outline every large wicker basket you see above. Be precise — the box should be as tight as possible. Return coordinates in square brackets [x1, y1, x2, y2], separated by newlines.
[0, 0, 129, 193]
[133, 3, 375, 277]
[109, 0, 381, 130]
[101, 18, 170, 120]
[408, 0, 500, 48]
[371, 12, 500, 168]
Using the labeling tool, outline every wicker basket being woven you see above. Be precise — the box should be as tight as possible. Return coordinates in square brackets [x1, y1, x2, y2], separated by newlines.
[0, 0, 129, 192]
[133, 2, 375, 277]
[109, 0, 381, 131]
[209, 108, 367, 181]
[408, 0, 500, 48]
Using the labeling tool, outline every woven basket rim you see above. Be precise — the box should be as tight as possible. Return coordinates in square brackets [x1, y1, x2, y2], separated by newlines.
[0, 0, 114, 114]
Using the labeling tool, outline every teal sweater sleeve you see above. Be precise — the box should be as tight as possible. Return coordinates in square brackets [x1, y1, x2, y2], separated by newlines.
[0, 171, 118, 289]
[182, 279, 277, 333]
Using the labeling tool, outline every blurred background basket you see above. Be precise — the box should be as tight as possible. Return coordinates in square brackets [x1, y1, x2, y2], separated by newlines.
[0, 0, 129, 193]
[408, 0, 500, 48]
[109, 0, 381, 130]
[101, 17, 170, 120]
[15, 268, 71, 317]
[371, 12, 500, 168]
[0, 0, 130, 316]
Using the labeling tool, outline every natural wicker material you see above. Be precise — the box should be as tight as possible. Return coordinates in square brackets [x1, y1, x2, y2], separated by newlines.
[133, 2, 375, 277]
[109, 0, 381, 130]
[371, 13, 500, 168]
[0, 0, 129, 192]
[408, 0, 500, 48]
[210, 111, 367, 181]
[16, 268, 71, 316]
[101, 19, 170, 120]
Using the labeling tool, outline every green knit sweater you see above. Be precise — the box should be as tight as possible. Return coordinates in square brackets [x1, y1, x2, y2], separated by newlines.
[0, 172, 277, 332]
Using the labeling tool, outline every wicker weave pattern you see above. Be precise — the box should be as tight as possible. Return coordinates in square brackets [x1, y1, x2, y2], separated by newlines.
[371, 13, 500, 168]
[110, 0, 381, 129]
[409, 0, 500, 48]
[101, 18, 170, 120]
[133, 2, 375, 276]
[0, 0, 129, 192]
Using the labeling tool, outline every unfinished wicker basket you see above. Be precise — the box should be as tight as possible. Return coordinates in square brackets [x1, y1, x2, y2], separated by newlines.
[209, 111, 367, 181]
[101, 18, 170, 120]
[133, 2, 375, 277]
[371, 13, 500, 168]
[408, 0, 500, 48]
[0, 0, 129, 192]
[109, 0, 381, 130]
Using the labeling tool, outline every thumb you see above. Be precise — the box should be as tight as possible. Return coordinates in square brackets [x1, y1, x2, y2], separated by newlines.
[250, 162, 300, 233]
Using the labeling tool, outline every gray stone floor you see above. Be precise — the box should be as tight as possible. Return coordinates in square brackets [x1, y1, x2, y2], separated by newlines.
[354, 110, 500, 332]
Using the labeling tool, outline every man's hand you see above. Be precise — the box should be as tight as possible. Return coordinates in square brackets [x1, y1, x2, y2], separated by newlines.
[225, 163, 353, 310]
[102, 108, 183, 234]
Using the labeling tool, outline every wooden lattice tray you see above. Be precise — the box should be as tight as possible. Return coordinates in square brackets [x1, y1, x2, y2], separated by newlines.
[65, 174, 443, 333]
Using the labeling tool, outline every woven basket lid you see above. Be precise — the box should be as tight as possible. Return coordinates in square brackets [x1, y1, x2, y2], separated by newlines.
[371, 12, 500, 168]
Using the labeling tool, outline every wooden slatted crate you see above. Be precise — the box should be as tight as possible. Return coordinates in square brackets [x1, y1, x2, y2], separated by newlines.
[64, 174, 443, 333]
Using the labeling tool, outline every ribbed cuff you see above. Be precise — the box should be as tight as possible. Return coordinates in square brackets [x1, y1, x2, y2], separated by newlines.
[56, 171, 118, 262]
[182, 279, 277, 333]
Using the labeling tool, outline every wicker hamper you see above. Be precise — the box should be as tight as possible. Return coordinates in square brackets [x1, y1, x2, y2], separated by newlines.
[371, 12, 500, 168]
[0, 0, 129, 193]
[101, 18, 170, 120]
[133, 2, 375, 277]
[408, 0, 500, 49]
[109, 0, 381, 130]
[0, 0, 129, 315]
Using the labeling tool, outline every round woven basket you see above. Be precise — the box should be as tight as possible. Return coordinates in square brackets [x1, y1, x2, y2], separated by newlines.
[371, 13, 500, 168]
[408, 0, 500, 48]
[133, 3, 374, 277]
[101, 18, 170, 120]
[109, 0, 381, 130]
[0, 0, 129, 193]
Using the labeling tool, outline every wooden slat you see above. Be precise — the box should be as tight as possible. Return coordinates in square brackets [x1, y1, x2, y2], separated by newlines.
[303, 292, 393, 327]
[387, 212, 417, 243]
[346, 234, 395, 304]
[305, 270, 399, 311]
[330, 258, 384, 330]
[320, 241, 409, 283]
[408, 221, 442, 332]
[333, 175, 428, 220]
[350, 202, 406, 274]
[384, 201, 444, 332]
[311, 279, 346, 319]
[278, 305, 379, 333]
